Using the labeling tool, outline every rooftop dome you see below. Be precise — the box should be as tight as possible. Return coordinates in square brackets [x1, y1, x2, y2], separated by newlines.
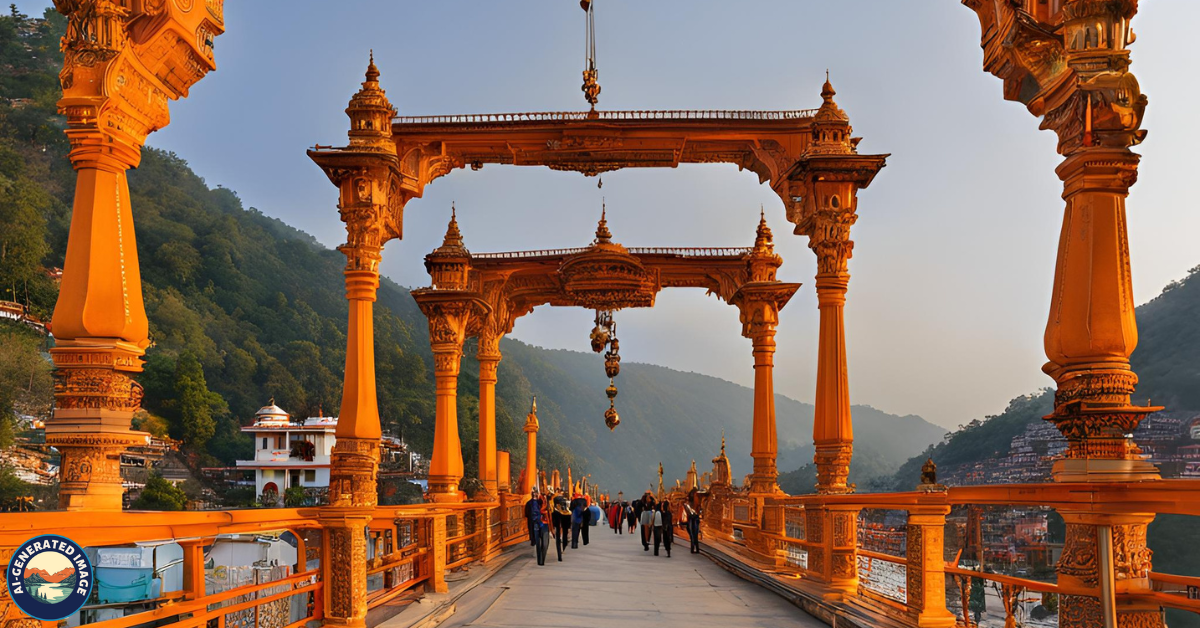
[253, 399, 292, 427]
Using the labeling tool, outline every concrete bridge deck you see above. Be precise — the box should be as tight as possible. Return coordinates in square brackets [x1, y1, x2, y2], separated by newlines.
[401, 526, 823, 628]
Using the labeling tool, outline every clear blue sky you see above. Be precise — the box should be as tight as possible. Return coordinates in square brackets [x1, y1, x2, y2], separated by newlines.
[16, 1, 1200, 429]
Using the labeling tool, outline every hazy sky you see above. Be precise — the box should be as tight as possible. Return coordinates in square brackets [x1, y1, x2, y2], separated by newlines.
[17, 1, 1199, 429]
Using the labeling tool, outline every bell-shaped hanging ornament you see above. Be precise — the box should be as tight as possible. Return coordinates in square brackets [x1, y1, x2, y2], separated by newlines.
[604, 401, 620, 431]
[605, 378, 618, 401]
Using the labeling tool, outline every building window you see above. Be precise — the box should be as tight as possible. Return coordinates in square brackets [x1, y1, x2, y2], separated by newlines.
[262, 437, 268, 450]
[304, 470, 316, 483]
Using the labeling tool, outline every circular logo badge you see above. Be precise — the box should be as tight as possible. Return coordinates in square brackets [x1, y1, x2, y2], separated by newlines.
[6, 535, 92, 621]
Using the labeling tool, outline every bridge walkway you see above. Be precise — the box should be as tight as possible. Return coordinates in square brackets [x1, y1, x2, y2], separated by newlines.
[412, 523, 823, 628]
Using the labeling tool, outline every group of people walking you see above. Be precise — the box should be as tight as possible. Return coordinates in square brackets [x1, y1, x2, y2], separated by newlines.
[524, 488, 597, 565]
[525, 488, 704, 566]
[607, 491, 703, 557]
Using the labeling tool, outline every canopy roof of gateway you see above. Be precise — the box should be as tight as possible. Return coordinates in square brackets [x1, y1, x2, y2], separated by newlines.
[385, 108, 831, 183]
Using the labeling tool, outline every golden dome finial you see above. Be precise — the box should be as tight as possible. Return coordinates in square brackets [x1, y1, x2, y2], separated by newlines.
[594, 198, 613, 244]
[721, 429, 726, 456]
[754, 205, 774, 252]
[366, 50, 380, 83]
[440, 203, 464, 249]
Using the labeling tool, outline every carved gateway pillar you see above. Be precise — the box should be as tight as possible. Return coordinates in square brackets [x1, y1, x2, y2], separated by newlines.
[963, 2, 1162, 626]
[46, 0, 224, 511]
[413, 212, 490, 503]
[730, 213, 799, 495]
[309, 57, 403, 628]
[783, 78, 887, 495]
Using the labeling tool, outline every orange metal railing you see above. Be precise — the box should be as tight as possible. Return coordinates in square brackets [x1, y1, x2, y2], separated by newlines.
[0, 495, 531, 628]
[683, 479, 1200, 627]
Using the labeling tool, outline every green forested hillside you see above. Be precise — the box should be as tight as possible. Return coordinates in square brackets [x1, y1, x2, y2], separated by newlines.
[0, 8, 945, 497]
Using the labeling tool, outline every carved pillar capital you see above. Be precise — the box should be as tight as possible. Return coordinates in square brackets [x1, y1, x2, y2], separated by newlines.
[55, 0, 224, 169]
[477, 332, 502, 381]
[731, 282, 799, 342]
[806, 207, 857, 281]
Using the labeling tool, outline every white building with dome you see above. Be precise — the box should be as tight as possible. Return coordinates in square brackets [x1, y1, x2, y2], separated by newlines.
[236, 400, 338, 500]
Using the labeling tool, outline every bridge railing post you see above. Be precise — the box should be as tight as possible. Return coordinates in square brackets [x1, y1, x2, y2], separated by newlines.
[905, 500, 956, 628]
[430, 512, 449, 593]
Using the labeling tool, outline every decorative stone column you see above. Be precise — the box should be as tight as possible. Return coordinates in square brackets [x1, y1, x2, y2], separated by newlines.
[962, 2, 1162, 626]
[413, 293, 486, 503]
[523, 398, 539, 495]
[523, 398, 542, 497]
[413, 212, 489, 503]
[309, 56, 403, 628]
[46, 0, 224, 511]
[730, 212, 799, 495]
[786, 79, 887, 495]
[1044, 149, 1158, 481]
[477, 332, 501, 498]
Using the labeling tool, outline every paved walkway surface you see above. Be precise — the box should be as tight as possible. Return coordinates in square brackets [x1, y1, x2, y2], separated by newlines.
[435, 524, 824, 628]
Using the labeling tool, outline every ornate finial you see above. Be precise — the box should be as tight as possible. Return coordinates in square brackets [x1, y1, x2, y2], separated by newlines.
[594, 199, 613, 244]
[269, 396, 275, 406]
[754, 205, 773, 251]
[524, 395, 540, 432]
[366, 50, 380, 83]
[721, 429, 726, 455]
[440, 204, 464, 249]
[821, 70, 836, 104]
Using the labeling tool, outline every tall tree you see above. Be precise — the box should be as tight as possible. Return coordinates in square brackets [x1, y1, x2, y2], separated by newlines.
[172, 351, 225, 451]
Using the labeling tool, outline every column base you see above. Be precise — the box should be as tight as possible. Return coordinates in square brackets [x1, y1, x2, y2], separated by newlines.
[426, 478, 465, 503]
[49, 430, 146, 511]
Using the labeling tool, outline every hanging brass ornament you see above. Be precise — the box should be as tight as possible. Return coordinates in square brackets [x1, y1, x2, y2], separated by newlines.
[590, 309, 613, 353]
[604, 378, 619, 430]
[604, 337, 621, 377]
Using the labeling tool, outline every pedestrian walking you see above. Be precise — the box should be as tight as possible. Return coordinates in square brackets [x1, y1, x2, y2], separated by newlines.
[651, 502, 664, 556]
[684, 498, 702, 554]
[551, 490, 571, 562]
[639, 495, 656, 551]
[535, 492, 551, 566]
[581, 494, 593, 546]
[626, 500, 638, 534]
[525, 489, 541, 548]
[608, 501, 622, 534]
[660, 499, 674, 558]
[570, 493, 587, 548]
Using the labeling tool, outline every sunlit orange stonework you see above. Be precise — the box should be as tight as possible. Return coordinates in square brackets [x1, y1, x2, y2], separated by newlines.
[0, 4, 1191, 628]
[45, 0, 224, 512]
[964, 1, 1162, 626]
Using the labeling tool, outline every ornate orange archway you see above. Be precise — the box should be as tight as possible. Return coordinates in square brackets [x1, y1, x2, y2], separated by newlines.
[410, 207, 800, 502]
